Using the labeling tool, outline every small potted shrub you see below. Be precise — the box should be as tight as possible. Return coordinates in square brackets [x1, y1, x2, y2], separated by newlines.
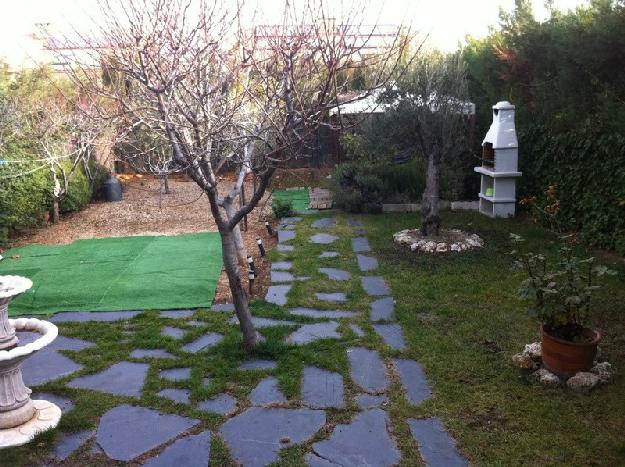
[510, 234, 616, 378]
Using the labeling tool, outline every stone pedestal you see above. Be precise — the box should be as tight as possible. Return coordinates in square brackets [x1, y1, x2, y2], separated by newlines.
[0, 299, 18, 351]
[0, 359, 35, 429]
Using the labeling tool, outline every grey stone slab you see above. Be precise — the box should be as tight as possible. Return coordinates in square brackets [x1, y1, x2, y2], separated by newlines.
[306, 453, 342, 466]
[143, 431, 211, 467]
[239, 359, 278, 371]
[302, 366, 345, 409]
[361, 276, 391, 296]
[229, 316, 296, 328]
[161, 326, 185, 340]
[220, 407, 326, 467]
[50, 310, 140, 323]
[211, 303, 235, 312]
[312, 409, 400, 467]
[370, 297, 395, 322]
[347, 347, 389, 393]
[272, 261, 293, 270]
[157, 388, 191, 405]
[315, 292, 346, 303]
[393, 359, 432, 405]
[312, 217, 337, 228]
[357, 254, 379, 272]
[130, 349, 175, 360]
[349, 324, 365, 337]
[278, 230, 296, 243]
[197, 393, 237, 416]
[319, 251, 339, 259]
[96, 404, 199, 462]
[182, 332, 224, 353]
[266, 284, 291, 306]
[68, 362, 148, 397]
[408, 418, 468, 467]
[21, 350, 83, 386]
[319, 268, 351, 281]
[52, 429, 94, 461]
[281, 224, 297, 230]
[277, 244, 295, 252]
[347, 218, 363, 227]
[373, 324, 406, 350]
[281, 216, 303, 224]
[289, 307, 358, 319]
[309, 233, 339, 244]
[249, 376, 287, 405]
[287, 322, 340, 345]
[351, 237, 371, 253]
[271, 270, 294, 283]
[47, 335, 96, 351]
[355, 393, 388, 409]
[160, 309, 194, 319]
[159, 367, 192, 382]
[31, 393, 74, 414]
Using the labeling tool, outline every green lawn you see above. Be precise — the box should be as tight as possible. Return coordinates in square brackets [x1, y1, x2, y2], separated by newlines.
[360, 210, 625, 466]
[0, 232, 223, 315]
[3, 211, 624, 466]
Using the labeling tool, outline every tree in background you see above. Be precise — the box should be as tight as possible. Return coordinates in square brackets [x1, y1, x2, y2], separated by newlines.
[54, 0, 408, 349]
[383, 52, 471, 236]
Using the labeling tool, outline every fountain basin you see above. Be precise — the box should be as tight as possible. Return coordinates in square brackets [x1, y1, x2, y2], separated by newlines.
[0, 275, 62, 448]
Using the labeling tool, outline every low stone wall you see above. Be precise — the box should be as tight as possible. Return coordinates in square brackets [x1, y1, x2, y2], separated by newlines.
[382, 200, 478, 213]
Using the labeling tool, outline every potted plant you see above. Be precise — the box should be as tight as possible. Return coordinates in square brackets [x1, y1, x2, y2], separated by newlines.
[510, 234, 616, 378]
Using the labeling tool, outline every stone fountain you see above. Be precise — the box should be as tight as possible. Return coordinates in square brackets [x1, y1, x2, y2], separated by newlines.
[0, 275, 62, 448]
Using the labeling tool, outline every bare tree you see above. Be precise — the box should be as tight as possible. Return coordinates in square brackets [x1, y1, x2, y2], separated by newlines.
[52, 0, 409, 349]
[385, 52, 470, 236]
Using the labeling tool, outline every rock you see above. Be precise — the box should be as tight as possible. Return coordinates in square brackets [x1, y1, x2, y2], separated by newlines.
[450, 243, 461, 252]
[590, 362, 613, 384]
[531, 368, 562, 387]
[511, 353, 538, 370]
[567, 372, 600, 393]
[436, 243, 448, 253]
[523, 342, 542, 361]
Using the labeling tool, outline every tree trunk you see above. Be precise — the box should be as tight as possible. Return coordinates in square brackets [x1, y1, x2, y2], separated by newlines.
[224, 201, 248, 265]
[163, 175, 170, 194]
[220, 228, 259, 350]
[421, 147, 441, 237]
[51, 198, 60, 224]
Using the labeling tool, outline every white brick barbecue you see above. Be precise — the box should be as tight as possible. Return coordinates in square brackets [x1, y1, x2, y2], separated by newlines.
[474, 101, 521, 218]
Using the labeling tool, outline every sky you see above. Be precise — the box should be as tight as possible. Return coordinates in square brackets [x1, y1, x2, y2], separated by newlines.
[0, 0, 589, 69]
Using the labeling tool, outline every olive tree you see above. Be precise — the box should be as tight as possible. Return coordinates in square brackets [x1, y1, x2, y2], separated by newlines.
[384, 52, 471, 236]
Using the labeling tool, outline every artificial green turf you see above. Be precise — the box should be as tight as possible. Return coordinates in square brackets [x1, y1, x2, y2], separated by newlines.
[272, 189, 312, 213]
[0, 232, 223, 315]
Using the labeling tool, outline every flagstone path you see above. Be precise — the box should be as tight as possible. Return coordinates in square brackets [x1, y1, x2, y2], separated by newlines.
[12, 215, 467, 466]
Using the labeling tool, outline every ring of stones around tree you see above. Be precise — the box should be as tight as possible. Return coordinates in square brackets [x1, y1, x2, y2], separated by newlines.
[5, 214, 468, 466]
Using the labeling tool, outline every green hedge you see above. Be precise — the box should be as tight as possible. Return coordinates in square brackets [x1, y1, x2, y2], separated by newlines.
[0, 145, 105, 246]
[331, 159, 426, 213]
[519, 125, 625, 253]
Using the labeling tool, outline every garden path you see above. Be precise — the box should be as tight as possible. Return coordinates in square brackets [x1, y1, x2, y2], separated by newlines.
[11, 215, 468, 466]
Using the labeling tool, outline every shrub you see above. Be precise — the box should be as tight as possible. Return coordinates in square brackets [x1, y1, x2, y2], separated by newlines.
[59, 164, 92, 213]
[272, 198, 294, 218]
[332, 159, 427, 213]
[0, 143, 53, 238]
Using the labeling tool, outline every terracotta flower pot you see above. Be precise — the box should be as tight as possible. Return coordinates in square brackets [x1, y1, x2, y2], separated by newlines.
[541, 325, 601, 378]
